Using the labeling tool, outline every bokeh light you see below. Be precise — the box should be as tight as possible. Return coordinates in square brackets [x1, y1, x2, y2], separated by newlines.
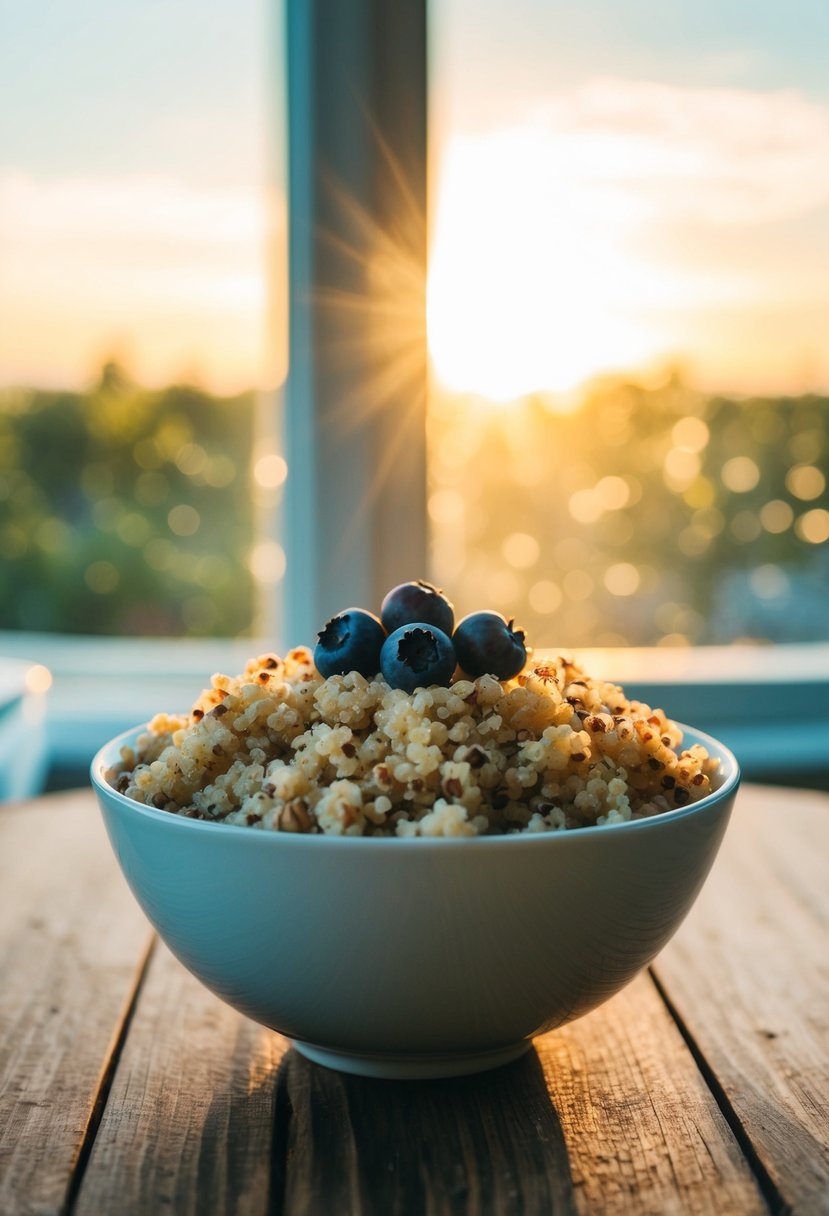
[175, 443, 209, 478]
[721, 456, 760, 493]
[25, 664, 53, 694]
[603, 562, 640, 597]
[759, 500, 794, 533]
[594, 476, 630, 511]
[502, 532, 540, 570]
[795, 509, 829, 544]
[167, 504, 201, 537]
[428, 489, 465, 525]
[671, 417, 709, 452]
[427, 375, 828, 648]
[750, 565, 789, 599]
[254, 453, 288, 489]
[248, 539, 286, 584]
[664, 448, 701, 491]
[786, 464, 825, 501]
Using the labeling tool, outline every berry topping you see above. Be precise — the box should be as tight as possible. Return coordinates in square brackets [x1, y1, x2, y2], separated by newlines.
[314, 609, 386, 678]
[380, 580, 455, 637]
[453, 611, 527, 681]
[380, 624, 456, 693]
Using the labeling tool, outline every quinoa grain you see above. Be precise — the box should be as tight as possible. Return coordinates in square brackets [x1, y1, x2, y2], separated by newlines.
[108, 648, 717, 837]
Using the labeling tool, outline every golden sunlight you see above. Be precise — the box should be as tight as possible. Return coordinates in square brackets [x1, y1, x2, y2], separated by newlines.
[0, 172, 280, 392]
[428, 78, 829, 402]
[428, 126, 659, 401]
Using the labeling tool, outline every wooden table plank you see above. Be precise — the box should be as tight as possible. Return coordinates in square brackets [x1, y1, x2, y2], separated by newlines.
[3, 784, 827, 1215]
[270, 970, 765, 1216]
[274, 1044, 576, 1216]
[653, 784, 829, 1216]
[538, 973, 767, 1216]
[73, 942, 290, 1216]
[0, 792, 153, 1216]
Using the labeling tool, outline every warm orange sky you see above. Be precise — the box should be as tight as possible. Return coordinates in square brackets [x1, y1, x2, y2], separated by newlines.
[0, 172, 281, 393]
[429, 77, 829, 401]
[2, 0, 828, 400]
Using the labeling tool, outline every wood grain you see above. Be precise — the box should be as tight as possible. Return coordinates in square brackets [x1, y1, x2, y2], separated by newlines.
[73, 942, 290, 1216]
[269, 969, 764, 1216]
[539, 974, 767, 1216]
[3, 784, 828, 1216]
[274, 1042, 575, 1216]
[0, 791, 152, 1216]
[653, 783, 829, 1215]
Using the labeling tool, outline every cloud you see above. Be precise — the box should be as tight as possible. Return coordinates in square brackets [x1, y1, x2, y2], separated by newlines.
[429, 77, 829, 396]
[531, 76, 829, 226]
[0, 170, 270, 246]
[0, 172, 284, 390]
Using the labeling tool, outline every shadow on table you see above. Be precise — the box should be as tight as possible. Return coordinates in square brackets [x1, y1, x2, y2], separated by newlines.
[270, 1044, 577, 1214]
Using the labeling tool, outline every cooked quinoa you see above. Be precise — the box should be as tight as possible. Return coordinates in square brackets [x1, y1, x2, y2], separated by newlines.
[107, 647, 719, 837]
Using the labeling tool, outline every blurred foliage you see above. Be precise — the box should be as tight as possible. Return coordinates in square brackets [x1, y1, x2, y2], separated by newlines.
[429, 375, 829, 646]
[2, 365, 827, 645]
[0, 364, 256, 636]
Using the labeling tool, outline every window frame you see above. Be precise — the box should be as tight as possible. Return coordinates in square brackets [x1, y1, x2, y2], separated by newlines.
[282, 0, 428, 641]
[3, 0, 829, 793]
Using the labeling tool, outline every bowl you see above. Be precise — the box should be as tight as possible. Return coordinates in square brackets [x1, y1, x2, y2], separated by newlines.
[91, 723, 739, 1079]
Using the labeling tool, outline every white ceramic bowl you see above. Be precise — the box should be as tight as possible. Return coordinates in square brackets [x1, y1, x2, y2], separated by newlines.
[91, 723, 739, 1079]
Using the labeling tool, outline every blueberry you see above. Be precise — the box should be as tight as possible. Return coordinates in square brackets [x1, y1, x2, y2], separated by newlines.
[314, 608, 386, 678]
[380, 623, 456, 692]
[380, 580, 454, 637]
[453, 611, 527, 681]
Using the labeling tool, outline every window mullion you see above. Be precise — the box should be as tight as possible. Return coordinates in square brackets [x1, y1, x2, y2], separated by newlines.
[284, 0, 428, 642]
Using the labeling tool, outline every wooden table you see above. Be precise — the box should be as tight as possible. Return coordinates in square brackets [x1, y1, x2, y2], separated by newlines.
[2, 785, 827, 1215]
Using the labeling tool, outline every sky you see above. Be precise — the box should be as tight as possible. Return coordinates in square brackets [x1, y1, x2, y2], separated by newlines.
[1, 0, 828, 398]
[0, 0, 279, 392]
[429, 0, 829, 398]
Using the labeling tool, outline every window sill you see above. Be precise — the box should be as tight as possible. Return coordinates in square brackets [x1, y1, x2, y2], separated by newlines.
[1, 632, 827, 790]
[0, 633, 271, 790]
[580, 643, 829, 778]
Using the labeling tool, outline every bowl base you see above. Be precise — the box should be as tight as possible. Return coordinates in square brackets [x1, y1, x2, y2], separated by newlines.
[292, 1038, 532, 1080]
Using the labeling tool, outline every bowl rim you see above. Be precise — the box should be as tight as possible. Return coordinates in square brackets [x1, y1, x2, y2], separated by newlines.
[90, 720, 740, 847]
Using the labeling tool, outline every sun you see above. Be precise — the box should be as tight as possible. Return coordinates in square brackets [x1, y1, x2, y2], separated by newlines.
[427, 126, 665, 403]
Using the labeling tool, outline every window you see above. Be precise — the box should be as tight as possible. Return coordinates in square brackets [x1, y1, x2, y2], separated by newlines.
[0, 0, 284, 640]
[427, 0, 829, 651]
[0, 0, 284, 785]
[2, 0, 827, 791]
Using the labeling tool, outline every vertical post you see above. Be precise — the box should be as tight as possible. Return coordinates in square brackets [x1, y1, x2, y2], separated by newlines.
[283, 0, 428, 645]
